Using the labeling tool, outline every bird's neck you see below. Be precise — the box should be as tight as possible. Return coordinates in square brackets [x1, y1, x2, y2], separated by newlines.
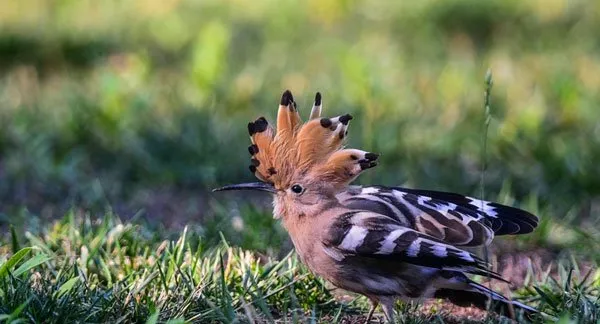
[274, 195, 342, 259]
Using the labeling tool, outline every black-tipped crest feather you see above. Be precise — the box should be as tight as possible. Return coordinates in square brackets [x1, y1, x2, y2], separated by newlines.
[281, 90, 294, 106]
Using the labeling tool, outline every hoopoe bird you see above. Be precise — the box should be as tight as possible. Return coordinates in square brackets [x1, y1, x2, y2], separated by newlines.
[215, 90, 539, 322]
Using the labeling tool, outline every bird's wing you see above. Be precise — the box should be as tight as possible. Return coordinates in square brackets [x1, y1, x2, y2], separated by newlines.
[322, 210, 506, 281]
[394, 187, 538, 235]
[339, 186, 538, 246]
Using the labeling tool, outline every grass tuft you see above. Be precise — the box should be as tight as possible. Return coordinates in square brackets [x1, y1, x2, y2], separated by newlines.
[0, 212, 341, 323]
[0, 211, 598, 323]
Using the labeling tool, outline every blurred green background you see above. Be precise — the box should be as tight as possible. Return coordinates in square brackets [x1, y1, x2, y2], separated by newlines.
[1, 0, 599, 230]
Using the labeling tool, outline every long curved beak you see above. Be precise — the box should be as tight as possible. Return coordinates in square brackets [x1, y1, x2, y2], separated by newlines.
[212, 182, 276, 193]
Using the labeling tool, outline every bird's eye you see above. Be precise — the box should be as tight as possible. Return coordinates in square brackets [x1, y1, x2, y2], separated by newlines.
[291, 184, 304, 194]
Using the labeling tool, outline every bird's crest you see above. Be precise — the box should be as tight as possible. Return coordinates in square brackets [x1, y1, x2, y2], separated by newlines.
[246, 90, 378, 190]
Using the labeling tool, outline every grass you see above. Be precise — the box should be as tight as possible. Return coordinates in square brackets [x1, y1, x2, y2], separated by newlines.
[0, 212, 338, 323]
[0, 210, 599, 323]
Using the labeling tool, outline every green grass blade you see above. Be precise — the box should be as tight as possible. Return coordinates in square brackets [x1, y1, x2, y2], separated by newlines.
[10, 225, 20, 254]
[7, 297, 32, 323]
[0, 247, 32, 279]
[13, 253, 51, 277]
[55, 277, 80, 298]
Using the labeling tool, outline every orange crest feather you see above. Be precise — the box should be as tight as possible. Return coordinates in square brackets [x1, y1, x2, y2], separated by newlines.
[247, 90, 378, 190]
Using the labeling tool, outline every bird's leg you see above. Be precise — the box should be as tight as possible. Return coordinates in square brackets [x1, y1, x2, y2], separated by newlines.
[364, 297, 379, 324]
[380, 297, 395, 323]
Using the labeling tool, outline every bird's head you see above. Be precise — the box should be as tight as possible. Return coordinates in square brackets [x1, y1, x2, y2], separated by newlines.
[214, 90, 379, 218]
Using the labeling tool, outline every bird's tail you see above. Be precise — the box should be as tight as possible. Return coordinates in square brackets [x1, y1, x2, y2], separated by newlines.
[433, 275, 538, 320]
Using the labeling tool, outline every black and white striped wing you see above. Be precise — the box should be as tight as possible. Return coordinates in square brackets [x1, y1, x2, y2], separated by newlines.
[395, 187, 538, 235]
[340, 186, 538, 247]
[323, 211, 505, 281]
